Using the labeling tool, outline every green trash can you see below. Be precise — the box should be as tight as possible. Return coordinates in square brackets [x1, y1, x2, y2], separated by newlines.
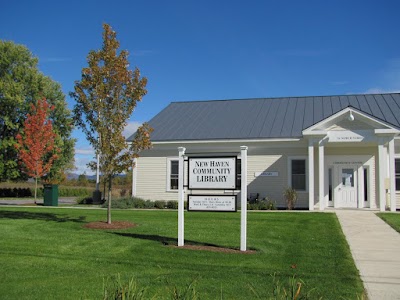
[43, 184, 58, 206]
[92, 190, 102, 204]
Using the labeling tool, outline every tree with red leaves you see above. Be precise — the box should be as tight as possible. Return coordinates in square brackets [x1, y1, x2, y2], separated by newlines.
[15, 98, 60, 202]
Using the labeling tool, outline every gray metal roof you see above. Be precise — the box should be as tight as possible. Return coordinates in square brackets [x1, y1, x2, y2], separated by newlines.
[127, 93, 400, 142]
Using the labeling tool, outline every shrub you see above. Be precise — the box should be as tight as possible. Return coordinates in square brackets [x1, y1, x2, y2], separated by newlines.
[167, 200, 178, 209]
[98, 198, 183, 210]
[36, 187, 91, 198]
[247, 198, 276, 210]
[283, 187, 298, 210]
[132, 198, 146, 209]
[154, 200, 166, 209]
[144, 200, 155, 209]
[101, 197, 160, 209]
[76, 196, 93, 205]
[263, 197, 276, 210]
[0, 188, 33, 198]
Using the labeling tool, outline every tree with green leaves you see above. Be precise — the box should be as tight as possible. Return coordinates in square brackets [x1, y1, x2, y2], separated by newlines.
[0, 40, 75, 182]
[77, 172, 89, 186]
[71, 23, 152, 224]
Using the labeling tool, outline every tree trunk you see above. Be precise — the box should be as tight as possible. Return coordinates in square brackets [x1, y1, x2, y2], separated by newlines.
[34, 177, 38, 204]
[107, 175, 112, 224]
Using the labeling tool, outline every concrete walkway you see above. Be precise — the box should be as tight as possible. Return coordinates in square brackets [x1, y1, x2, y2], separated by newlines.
[336, 210, 400, 300]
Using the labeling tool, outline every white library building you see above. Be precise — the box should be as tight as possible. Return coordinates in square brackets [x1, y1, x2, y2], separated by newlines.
[128, 93, 400, 211]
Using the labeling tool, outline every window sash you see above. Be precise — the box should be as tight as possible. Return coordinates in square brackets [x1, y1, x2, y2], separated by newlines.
[169, 160, 179, 191]
[396, 159, 400, 191]
[291, 159, 306, 191]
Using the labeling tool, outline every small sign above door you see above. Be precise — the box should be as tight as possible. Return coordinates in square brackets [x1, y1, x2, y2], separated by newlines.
[254, 171, 278, 177]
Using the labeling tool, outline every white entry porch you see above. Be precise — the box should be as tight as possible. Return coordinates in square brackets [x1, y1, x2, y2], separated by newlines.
[304, 107, 399, 211]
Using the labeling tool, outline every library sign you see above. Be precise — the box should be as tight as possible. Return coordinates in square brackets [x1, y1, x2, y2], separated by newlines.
[188, 157, 237, 189]
[188, 157, 237, 212]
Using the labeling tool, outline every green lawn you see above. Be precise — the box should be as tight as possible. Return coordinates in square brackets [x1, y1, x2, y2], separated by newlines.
[377, 212, 400, 233]
[0, 208, 364, 299]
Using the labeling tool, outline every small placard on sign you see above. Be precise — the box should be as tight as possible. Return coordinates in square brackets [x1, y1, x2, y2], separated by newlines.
[254, 171, 278, 177]
[188, 195, 237, 212]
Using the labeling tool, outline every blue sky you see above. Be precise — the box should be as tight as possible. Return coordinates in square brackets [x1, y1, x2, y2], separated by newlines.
[1, 0, 400, 174]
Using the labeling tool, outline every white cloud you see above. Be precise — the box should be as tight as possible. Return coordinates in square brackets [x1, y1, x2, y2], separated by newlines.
[363, 88, 400, 94]
[123, 121, 142, 138]
[75, 147, 94, 155]
[74, 156, 95, 175]
[360, 59, 400, 94]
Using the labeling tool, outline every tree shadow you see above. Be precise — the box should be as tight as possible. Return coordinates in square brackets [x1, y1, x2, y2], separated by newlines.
[112, 232, 222, 248]
[0, 210, 86, 223]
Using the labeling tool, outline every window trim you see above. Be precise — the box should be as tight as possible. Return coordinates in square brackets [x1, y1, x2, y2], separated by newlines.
[166, 157, 179, 192]
[288, 156, 308, 192]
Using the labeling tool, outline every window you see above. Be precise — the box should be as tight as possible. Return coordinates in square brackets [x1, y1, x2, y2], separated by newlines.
[341, 168, 354, 187]
[396, 159, 400, 191]
[236, 159, 241, 188]
[168, 159, 179, 191]
[328, 168, 332, 201]
[364, 167, 368, 201]
[290, 159, 306, 191]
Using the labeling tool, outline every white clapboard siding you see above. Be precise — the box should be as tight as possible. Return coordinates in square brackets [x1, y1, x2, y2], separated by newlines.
[136, 157, 177, 201]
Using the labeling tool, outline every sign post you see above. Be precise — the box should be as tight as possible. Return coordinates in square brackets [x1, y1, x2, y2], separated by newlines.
[240, 146, 248, 251]
[178, 147, 186, 247]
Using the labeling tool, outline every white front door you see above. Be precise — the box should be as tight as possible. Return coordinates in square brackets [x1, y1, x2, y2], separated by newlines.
[338, 166, 358, 208]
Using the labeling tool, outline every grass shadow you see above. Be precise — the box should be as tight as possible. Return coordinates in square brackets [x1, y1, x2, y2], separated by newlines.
[0, 210, 86, 223]
[112, 232, 223, 248]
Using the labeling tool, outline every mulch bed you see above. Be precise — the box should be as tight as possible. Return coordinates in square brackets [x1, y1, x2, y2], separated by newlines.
[83, 221, 137, 229]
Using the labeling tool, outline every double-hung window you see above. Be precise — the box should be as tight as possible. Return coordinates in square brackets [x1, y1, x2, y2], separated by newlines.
[167, 159, 179, 191]
[289, 158, 307, 191]
[396, 158, 400, 191]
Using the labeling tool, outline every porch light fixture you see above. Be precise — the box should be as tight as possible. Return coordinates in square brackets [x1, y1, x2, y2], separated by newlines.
[348, 111, 355, 121]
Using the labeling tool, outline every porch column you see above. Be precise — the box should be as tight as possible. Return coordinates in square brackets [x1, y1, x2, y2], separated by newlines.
[388, 138, 396, 212]
[308, 139, 314, 211]
[378, 140, 386, 211]
[319, 140, 325, 211]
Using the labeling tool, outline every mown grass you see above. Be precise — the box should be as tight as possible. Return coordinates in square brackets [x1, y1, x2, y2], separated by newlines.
[0, 208, 364, 299]
[377, 212, 400, 233]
